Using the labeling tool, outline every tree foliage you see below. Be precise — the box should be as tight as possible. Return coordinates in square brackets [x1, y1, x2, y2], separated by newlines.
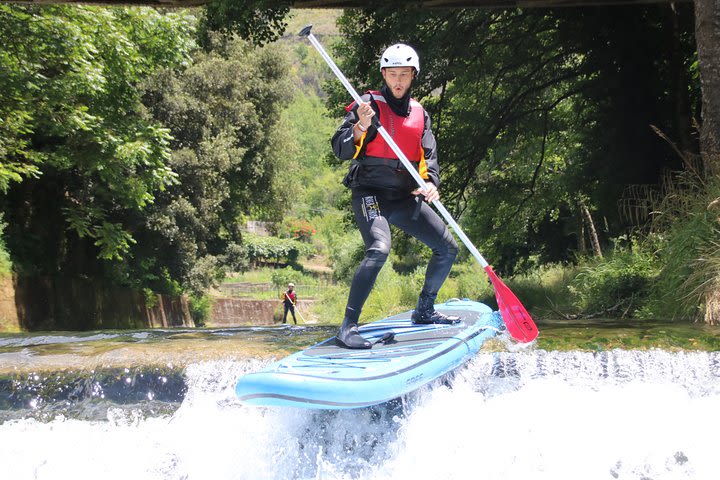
[328, 5, 698, 273]
[136, 34, 294, 294]
[0, 5, 196, 269]
[0, 5, 296, 297]
[199, 0, 290, 47]
[281, 40, 345, 219]
[243, 233, 315, 267]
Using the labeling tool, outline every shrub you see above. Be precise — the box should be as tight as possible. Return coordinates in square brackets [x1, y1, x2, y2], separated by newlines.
[328, 233, 365, 283]
[288, 219, 317, 243]
[640, 173, 720, 321]
[569, 242, 660, 317]
[0, 215, 11, 276]
[441, 262, 493, 302]
[243, 233, 315, 267]
[189, 294, 213, 327]
[271, 266, 304, 289]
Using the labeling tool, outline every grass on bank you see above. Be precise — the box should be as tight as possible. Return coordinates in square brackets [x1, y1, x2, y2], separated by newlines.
[0, 216, 11, 277]
[534, 319, 720, 351]
[273, 259, 582, 325]
[223, 266, 327, 300]
[222, 252, 655, 325]
[220, 258, 720, 351]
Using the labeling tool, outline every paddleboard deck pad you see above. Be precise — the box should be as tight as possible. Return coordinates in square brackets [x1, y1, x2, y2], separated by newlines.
[235, 299, 503, 409]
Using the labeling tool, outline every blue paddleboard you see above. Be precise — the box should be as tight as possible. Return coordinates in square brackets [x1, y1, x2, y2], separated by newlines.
[235, 299, 503, 409]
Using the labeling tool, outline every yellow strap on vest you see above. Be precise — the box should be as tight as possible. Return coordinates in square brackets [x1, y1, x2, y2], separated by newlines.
[419, 147, 429, 180]
[352, 130, 367, 160]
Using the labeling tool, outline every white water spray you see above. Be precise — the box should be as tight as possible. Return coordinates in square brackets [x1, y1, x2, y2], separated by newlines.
[1, 350, 718, 480]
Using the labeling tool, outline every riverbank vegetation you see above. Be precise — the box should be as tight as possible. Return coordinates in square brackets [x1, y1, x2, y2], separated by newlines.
[1, 4, 719, 329]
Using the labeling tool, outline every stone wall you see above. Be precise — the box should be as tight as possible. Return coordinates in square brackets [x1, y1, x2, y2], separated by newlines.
[210, 298, 314, 326]
[144, 293, 195, 329]
[0, 274, 321, 331]
[2, 275, 193, 332]
[0, 275, 19, 332]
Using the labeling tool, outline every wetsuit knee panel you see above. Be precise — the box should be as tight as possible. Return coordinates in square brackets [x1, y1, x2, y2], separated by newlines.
[363, 246, 389, 268]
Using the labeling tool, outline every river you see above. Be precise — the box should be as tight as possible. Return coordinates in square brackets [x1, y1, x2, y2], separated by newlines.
[1, 324, 719, 480]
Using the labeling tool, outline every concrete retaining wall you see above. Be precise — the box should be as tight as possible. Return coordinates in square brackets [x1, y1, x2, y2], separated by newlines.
[0, 275, 193, 332]
[210, 298, 314, 326]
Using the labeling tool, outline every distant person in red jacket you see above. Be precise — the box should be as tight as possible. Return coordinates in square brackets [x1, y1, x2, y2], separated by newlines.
[281, 283, 297, 325]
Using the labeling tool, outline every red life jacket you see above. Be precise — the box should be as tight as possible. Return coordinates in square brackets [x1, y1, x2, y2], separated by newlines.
[349, 90, 425, 162]
[284, 290, 296, 304]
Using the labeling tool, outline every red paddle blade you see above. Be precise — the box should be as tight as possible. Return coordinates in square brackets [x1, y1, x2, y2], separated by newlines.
[484, 265, 538, 343]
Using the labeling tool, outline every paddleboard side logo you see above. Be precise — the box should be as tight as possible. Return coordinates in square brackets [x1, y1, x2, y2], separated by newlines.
[406, 373, 424, 385]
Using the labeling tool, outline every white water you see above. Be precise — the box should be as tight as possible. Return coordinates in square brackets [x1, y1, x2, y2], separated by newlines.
[1, 349, 719, 480]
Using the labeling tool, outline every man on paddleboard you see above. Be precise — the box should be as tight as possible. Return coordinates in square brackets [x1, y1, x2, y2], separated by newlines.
[331, 44, 459, 349]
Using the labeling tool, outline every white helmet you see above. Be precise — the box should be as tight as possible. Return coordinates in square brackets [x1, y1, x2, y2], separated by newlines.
[380, 44, 420, 73]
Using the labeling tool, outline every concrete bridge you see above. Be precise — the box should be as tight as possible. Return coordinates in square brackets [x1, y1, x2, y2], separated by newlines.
[1, 0, 694, 7]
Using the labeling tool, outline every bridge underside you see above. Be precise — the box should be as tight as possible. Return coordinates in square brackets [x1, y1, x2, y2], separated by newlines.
[4, 0, 687, 8]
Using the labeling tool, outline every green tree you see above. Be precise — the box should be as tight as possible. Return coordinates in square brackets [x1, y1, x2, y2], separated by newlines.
[199, 0, 290, 47]
[0, 5, 195, 273]
[282, 41, 344, 219]
[136, 34, 294, 294]
[327, 6, 698, 273]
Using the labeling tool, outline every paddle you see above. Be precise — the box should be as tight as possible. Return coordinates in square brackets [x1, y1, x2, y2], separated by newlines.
[300, 25, 538, 343]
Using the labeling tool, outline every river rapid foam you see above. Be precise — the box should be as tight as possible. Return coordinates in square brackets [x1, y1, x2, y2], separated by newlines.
[1, 349, 719, 480]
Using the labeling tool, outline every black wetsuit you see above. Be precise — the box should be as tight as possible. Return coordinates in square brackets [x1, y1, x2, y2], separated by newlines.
[346, 190, 458, 315]
[331, 88, 458, 322]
